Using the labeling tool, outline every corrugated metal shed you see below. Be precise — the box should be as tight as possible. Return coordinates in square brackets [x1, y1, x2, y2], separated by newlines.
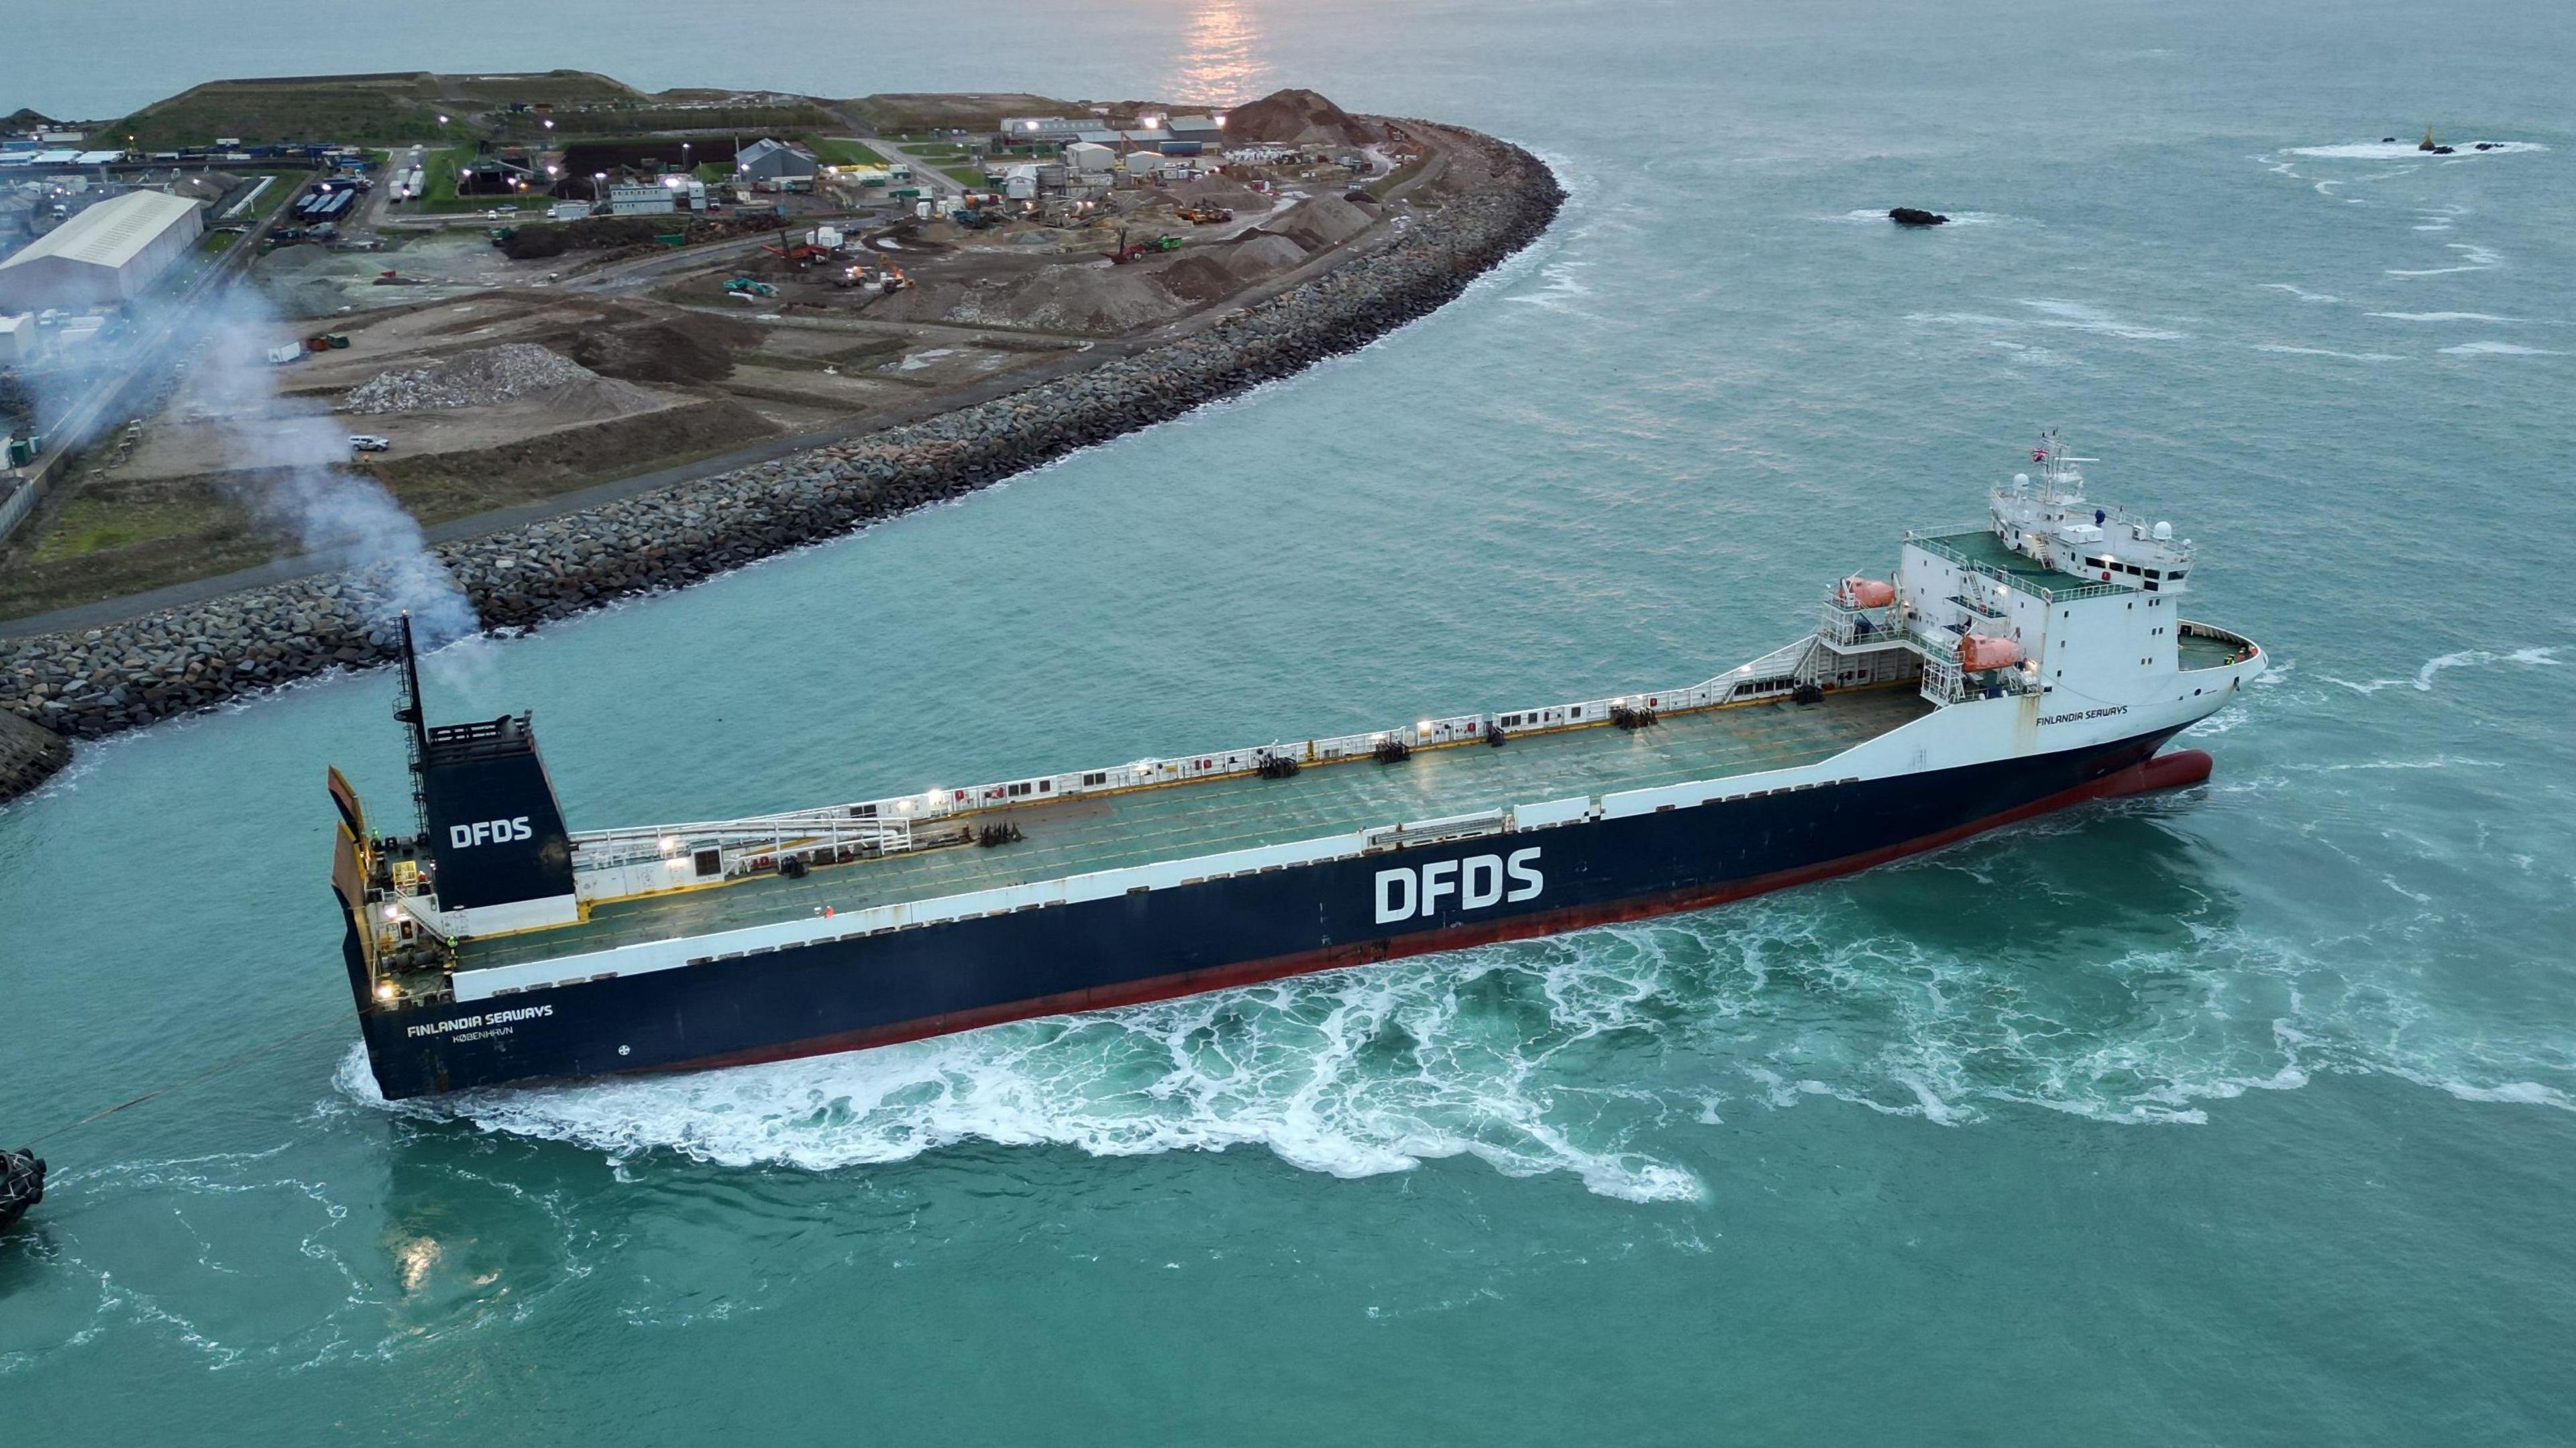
[0, 190, 203, 309]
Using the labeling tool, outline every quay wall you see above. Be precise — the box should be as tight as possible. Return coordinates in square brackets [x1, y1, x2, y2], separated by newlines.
[0, 128, 1562, 803]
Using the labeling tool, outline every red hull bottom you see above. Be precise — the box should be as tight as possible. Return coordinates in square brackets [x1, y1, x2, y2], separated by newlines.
[663, 748, 2216, 1078]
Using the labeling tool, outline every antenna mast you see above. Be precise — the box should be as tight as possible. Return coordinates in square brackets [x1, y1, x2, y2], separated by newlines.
[394, 612, 431, 831]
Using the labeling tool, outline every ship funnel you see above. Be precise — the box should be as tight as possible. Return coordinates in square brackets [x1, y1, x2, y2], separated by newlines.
[396, 615, 579, 928]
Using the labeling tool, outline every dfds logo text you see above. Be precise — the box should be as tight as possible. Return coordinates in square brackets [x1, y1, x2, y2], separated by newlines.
[1375, 848, 1543, 924]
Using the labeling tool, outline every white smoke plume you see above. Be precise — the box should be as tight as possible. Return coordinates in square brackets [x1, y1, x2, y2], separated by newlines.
[174, 284, 480, 648]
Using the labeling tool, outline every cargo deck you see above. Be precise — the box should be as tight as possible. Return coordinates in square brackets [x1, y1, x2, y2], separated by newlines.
[455, 685, 1933, 971]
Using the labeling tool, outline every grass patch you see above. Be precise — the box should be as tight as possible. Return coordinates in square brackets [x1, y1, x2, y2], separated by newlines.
[28, 493, 231, 563]
[846, 94, 1091, 134]
[409, 144, 513, 213]
[801, 137, 887, 167]
[1366, 154, 1430, 201]
[939, 164, 988, 188]
[104, 75, 457, 150]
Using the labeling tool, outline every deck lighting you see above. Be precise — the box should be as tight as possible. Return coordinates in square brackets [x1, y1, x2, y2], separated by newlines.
[376, 981, 397, 1002]
[1417, 720, 1434, 734]
[659, 836, 679, 854]
[382, 904, 398, 920]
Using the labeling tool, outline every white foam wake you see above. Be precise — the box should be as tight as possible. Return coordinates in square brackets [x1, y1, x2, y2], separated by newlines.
[2287, 140, 2545, 160]
[2253, 344, 2402, 361]
[2438, 340, 2563, 357]
[2390, 243, 2503, 278]
[337, 951, 1713, 1204]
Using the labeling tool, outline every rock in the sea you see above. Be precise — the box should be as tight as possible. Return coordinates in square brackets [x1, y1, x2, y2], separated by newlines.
[1889, 207, 1949, 227]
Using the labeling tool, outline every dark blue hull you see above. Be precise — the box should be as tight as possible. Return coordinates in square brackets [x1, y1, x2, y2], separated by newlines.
[354, 727, 2202, 1099]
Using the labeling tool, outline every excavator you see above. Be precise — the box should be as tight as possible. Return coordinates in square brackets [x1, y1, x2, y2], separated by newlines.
[832, 262, 912, 295]
[1103, 229, 1185, 264]
[1175, 205, 1233, 225]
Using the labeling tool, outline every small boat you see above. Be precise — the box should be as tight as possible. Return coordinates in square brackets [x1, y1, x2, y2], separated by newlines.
[0, 1147, 45, 1233]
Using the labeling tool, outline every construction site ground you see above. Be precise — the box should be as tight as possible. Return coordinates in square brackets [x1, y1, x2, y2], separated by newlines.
[0, 109, 1472, 630]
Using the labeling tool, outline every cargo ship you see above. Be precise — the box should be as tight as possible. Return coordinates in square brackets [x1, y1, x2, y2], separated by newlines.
[330, 437, 2263, 1099]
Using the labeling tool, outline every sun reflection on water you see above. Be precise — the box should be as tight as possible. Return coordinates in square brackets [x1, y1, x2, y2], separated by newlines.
[1170, 0, 1274, 106]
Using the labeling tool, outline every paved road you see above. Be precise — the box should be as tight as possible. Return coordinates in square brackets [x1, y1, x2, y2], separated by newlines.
[864, 138, 971, 202]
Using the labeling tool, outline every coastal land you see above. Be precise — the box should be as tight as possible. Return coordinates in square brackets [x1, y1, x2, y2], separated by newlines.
[0, 74, 1563, 800]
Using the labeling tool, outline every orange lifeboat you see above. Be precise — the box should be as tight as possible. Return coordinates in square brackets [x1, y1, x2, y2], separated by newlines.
[1957, 634, 2024, 671]
[1839, 577, 1896, 608]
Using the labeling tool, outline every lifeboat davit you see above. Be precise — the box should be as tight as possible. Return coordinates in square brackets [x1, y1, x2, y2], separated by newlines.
[1839, 577, 1896, 608]
[1957, 634, 2024, 671]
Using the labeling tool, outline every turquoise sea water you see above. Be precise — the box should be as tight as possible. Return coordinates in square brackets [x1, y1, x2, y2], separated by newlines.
[6, 2, 2575, 1441]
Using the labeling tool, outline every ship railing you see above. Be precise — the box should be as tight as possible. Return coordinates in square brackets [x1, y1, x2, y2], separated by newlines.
[1904, 528, 2129, 604]
[1917, 641, 2043, 706]
[572, 811, 916, 875]
[1817, 600, 1903, 649]
[2177, 620, 2260, 669]
[574, 641, 1849, 850]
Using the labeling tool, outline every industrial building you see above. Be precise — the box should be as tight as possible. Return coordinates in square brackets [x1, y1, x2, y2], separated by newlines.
[0, 190, 203, 312]
[606, 183, 677, 216]
[735, 138, 818, 182]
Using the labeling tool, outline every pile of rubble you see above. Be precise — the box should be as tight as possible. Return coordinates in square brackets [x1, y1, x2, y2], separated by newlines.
[344, 344, 595, 414]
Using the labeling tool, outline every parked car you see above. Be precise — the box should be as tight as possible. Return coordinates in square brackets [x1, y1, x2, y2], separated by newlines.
[347, 435, 392, 453]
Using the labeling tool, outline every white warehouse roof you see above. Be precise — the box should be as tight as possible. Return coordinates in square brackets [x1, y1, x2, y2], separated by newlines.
[0, 190, 203, 311]
[0, 190, 201, 274]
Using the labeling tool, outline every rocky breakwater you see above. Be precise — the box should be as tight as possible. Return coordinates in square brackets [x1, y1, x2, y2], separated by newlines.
[0, 127, 1562, 802]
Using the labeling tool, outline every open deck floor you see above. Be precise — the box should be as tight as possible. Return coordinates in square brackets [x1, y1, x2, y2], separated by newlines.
[456, 685, 1934, 970]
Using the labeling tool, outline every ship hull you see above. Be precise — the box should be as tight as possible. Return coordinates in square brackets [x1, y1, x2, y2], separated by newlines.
[357, 727, 2204, 1099]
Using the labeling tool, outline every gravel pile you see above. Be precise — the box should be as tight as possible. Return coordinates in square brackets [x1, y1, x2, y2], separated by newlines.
[345, 344, 595, 414]
[2, 124, 1566, 785]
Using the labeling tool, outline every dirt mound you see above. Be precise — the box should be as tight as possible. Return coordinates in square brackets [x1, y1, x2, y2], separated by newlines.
[1152, 254, 1239, 305]
[1222, 89, 1379, 148]
[345, 343, 593, 413]
[1225, 233, 1309, 280]
[1257, 193, 1373, 252]
[515, 374, 668, 416]
[945, 265, 1185, 335]
[568, 317, 745, 384]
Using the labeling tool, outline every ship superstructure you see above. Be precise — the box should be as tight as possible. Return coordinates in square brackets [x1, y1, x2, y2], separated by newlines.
[329, 437, 2263, 1099]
